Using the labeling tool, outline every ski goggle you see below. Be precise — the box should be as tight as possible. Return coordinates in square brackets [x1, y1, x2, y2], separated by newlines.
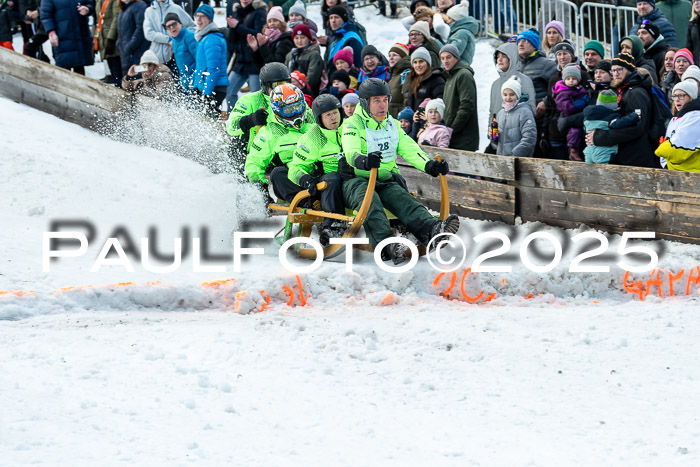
[276, 99, 305, 118]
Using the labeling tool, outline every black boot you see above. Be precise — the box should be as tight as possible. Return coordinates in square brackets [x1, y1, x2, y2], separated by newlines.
[427, 214, 460, 251]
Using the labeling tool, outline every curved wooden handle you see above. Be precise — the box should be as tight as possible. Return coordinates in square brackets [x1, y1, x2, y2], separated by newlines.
[435, 155, 450, 221]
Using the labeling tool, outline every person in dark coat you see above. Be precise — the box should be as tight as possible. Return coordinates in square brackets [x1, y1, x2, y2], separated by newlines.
[19, 0, 50, 61]
[629, 0, 678, 47]
[115, 0, 149, 78]
[638, 20, 670, 82]
[285, 23, 324, 94]
[323, 6, 363, 71]
[688, 3, 700, 64]
[388, 42, 411, 117]
[225, 0, 267, 110]
[402, 46, 445, 111]
[587, 53, 658, 168]
[40, 0, 95, 73]
[440, 43, 478, 151]
[95, 0, 122, 86]
[249, 6, 294, 68]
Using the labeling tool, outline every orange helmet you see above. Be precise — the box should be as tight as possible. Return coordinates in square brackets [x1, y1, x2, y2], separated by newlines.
[270, 83, 306, 129]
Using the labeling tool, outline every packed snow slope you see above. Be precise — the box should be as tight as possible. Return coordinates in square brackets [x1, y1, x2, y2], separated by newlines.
[3, 6, 700, 466]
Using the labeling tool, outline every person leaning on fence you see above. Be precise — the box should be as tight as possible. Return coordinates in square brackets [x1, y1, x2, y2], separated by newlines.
[585, 53, 659, 168]
[192, 5, 228, 118]
[638, 20, 670, 83]
[655, 82, 700, 171]
[657, 0, 693, 47]
[165, 12, 197, 93]
[620, 34, 659, 83]
[440, 43, 478, 152]
[494, 77, 537, 158]
[630, 0, 678, 47]
[387, 43, 411, 118]
[689, 0, 700, 64]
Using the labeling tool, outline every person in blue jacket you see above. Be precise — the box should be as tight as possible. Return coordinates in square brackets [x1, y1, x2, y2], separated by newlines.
[40, 0, 95, 73]
[115, 0, 150, 78]
[193, 4, 229, 118]
[164, 12, 197, 92]
[323, 6, 363, 72]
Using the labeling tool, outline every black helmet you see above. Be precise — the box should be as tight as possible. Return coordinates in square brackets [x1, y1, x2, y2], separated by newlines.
[312, 94, 342, 127]
[358, 78, 391, 112]
[260, 63, 292, 94]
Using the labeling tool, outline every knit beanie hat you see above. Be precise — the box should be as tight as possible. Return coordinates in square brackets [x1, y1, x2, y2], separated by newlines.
[682, 65, 700, 83]
[389, 43, 410, 58]
[674, 48, 695, 65]
[292, 24, 313, 41]
[140, 50, 160, 65]
[620, 35, 643, 58]
[361, 44, 380, 61]
[291, 71, 307, 89]
[267, 6, 285, 23]
[562, 64, 581, 81]
[162, 12, 181, 27]
[195, 4, 214, 22]
[440, 43, 460, 59]
[501, 77, 522, 99]
[544, 20, 564, 38]
[596, 89, 618, 109]
[638, 20, 660, 40]
[592, 59, 612, 74]
[636, 0, 655, 7]
[446, 3, 470, 21]
[673, 80, 699, 100]
[583, 40, 605, 59]
[409, 21, 432, 41]
[333, 48, 354, 68]
[288, 1, 307, 19]
[411, 46, 433, 66]
[328, 5, 349, 23]
[398, 106, 415, 121]
[612, 53, 637, 72]
[425, 98, 445, 117]
[516, 29, 541, 50]
[342, 93, 360, 106]
[330, 69, 351, 88]
[551, 40, 576, 59]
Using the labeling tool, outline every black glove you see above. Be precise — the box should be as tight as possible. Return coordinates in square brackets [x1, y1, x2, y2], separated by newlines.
[104, 38, 116, 56]
[539, 134, 551, 155]
[300, 174, 321, 197]
[424, 160, 449, 177]
[239, 108, 268, 134]
[355, 151, 382, 170]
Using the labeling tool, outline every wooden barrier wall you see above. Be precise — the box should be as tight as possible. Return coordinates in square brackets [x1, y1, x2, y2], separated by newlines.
[2, 47, 699, 245]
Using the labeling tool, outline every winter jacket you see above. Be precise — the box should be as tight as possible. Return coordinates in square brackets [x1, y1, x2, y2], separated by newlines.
[442, 60, 479, 151]
[172, 26, 197, 90]
[254, 30, 294, 67]
[228, 0, 267, 75]
[403, 68, 445, 111]
[144, 0, 194, 65]
[285, 42, 324, 94]
[94, 0, 120, 59]
[553, 80, 589, 148]
[657, 0, 692, 47]
[388, 55, 411, 118]
[321, 4, 355, 36]
[115, 0, 150, 76]
[496, 102, 537, 157]
[40, 0, 95, 68]
[19, 0, 45, 34]
[446, 16, 478, 65]
[357, 65, 390, 85]
[583, 105, 641, 164]
[193, 23, 228, 95]
[246, 118, 314, 183]
[288, 124, 345, 185]
[417, 123, 453, 148]
[325, 22, 364, 69]
[409, 38, 442, 69]
[687, 16, 700, 64]
[121, 63, 174, 96]
[593, 71, 658, 167]
[661, 69, 680, 103]
[629, 8, 678, 47]
[644, 36, 670, 83]
[0, 0, 13, 42]
[341, 106, 431, 181]
[489, 42, 537, 124]
[544, 65, 591, 144]
[517, 50, 558, 104]
[655, 99, 700, 171]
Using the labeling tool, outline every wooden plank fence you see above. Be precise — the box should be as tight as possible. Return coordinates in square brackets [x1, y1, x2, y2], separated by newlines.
[2, 47, 699, 245]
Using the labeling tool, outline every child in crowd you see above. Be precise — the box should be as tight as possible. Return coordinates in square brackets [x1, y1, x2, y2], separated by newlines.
[327, 69, 356, 100]
[342, 92, 359, 117]
[552, 64, 590, 161]
[582, 89, 641, 165]
[495, 78, 537, 157]
[332, 47, 359, 88]
[291, 71, 314, 106]
[397, 106, 414, 134]
[416, 98, 452, 148]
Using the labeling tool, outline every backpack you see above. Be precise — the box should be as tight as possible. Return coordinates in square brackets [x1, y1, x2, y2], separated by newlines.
[647, 84, 672, 149]
[354, 21, 367, 46]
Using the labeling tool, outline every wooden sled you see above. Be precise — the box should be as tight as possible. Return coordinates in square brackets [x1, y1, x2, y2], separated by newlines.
[268, 156, 451, 260]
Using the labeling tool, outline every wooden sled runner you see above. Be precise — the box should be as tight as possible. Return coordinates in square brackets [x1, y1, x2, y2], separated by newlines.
[268, 156, 451, 260]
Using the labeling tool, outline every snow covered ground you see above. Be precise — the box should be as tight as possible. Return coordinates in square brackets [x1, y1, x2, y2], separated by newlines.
[3, 7, 700, 465]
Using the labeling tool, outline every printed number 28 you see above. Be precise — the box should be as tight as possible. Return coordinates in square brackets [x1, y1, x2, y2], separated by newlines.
[378, 142, 389, 151]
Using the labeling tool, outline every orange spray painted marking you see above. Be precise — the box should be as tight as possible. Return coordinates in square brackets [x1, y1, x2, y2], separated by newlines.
[623, 271, 645, 300]
[686, 266, 700, 296]
[282, 286, 295, 306]
[295, 275, 309, 306]
[258, 290, 271, 312]
[645, 269, 663, 299]
[459, 268, 484, 303]
[433, 271, 457, 297]
[667, 270, 685, 297]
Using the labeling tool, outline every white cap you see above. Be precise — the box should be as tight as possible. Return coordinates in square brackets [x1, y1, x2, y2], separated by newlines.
[140, 50, 160, 65]
[501, 77, 521, 99]
[425, 98, 445, 117]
